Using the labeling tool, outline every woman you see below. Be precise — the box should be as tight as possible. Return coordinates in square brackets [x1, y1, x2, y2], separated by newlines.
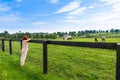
[20, 35, 31, 66]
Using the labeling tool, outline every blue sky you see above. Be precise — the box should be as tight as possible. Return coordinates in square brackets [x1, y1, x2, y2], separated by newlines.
[0, 0, 120, 33]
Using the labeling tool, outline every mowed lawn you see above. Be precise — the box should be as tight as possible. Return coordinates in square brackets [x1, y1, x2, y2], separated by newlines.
[0, 41, 116, 80]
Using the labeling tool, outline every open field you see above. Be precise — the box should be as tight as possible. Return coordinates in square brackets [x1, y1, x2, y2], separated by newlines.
[73, 38, 120, 43]
[0, 41, 116, 80]
[56, 37, 120, 43]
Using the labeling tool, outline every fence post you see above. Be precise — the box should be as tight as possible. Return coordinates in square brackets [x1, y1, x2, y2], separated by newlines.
[20, 40, 22, 49]
[9, 40, 12, 55]
[43, 40, 48, 74]
[116, 43, 120, 80]
[2, 39, 5, 52]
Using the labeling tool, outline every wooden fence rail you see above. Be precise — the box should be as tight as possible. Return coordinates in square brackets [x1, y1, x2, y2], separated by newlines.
[0, 39, 120, 80]
[47, 40, 117, 49]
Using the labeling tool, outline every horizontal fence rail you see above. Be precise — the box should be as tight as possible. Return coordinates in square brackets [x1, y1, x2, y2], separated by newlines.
[47, 40, 117, 50]
[0, 39, 119, 80]
[0, 39, 117, 50]
[29, 40, 117, 50]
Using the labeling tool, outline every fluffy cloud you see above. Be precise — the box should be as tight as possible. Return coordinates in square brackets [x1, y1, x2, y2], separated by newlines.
[68, 7, 86, 16]
[55, 0, 81, 13]
[32, 21, 47, 26]
[100, 0, 120, 12]
[48, 0, 59, 4]
[0, 4, 11, 12]
[16, 0, 22, 2]
[100, 0, 120, 4]
[0, 14, 21, 22]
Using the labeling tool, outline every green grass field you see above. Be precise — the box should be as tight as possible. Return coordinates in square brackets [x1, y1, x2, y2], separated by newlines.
[56, 37, 120, 43]
[0, 40, 116, 80]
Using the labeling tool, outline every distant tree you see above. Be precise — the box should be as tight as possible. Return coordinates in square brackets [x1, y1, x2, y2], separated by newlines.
[39, 34, 44, 38]
[105, 30, 109, 33]
[78, 31, 82, 36]
[93, 30, 98, 33]
[110, 29, 115, 33]
[69, 31, 77, 36]
[57, 32, 67, 37]
[57, 32, 63, 37]
[49, 33, 57, 39]
[2, 31, 10, 38]
[115, 29, 120, 33]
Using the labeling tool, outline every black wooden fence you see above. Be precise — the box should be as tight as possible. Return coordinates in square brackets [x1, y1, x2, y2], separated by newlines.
[0, 39, 120, 80]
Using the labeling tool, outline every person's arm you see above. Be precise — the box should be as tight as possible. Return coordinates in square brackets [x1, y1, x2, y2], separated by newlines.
[26, 38, 31, 42]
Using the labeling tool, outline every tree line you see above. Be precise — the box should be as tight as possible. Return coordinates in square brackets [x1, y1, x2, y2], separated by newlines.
[0, 29, 120, 39]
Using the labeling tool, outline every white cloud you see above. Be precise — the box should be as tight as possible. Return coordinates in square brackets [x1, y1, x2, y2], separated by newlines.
[100, 0, 120, 5]
[55, 0, 81, 13]
[63, 0, 120, 28]
[64, 7, 87, 24]
[112, 3, 120, 12]
[88, 6, 94, 9]
[0, 4, 11, 12]
[0, 14, 20, 22]
[100, 0, 120, 12]
[48, 0, 59, 4]
[65, 16, 76, 20]
[16, 0, 22, 2]
[64, 19, 83, 23]
[32, 21, 47, 26]
[65, 12, 120, 24]
[68, 7, 86, 16]
[99, 0, 120, 20]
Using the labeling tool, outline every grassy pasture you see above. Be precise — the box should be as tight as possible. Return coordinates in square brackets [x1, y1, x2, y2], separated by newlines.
[57, 37, 120, 43]
[0, 40, 116, 80]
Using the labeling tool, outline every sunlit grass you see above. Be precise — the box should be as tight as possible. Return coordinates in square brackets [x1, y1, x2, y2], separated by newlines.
[0, 41, 116, 80]
[58, 37, 120, 43]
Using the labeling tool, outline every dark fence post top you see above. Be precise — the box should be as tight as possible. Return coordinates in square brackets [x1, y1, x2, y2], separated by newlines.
[2, 39, 5, 40]
[9, 39, 12, 41]
[43, 40, 47, 42]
